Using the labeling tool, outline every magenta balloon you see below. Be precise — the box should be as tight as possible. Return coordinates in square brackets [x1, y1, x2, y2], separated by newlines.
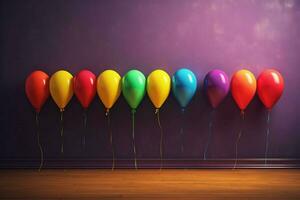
[204, 69, 230, 108]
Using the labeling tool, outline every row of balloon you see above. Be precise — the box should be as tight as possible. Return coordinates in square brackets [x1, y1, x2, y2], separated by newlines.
[25, 68, 284, 170]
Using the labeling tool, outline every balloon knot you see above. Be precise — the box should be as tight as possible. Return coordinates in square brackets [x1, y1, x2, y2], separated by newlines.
[155, 108, 159, 114]
[60, 108, 64, 112]
[131, 109, 136, 114]
[240, 110, 245, 120]
[181, 108, 185, 113]
[105, 108, 110, 116]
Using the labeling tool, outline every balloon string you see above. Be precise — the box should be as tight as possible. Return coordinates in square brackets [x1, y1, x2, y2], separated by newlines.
[60, 110, 64, 154]
[35, 112, 44, 171]
[82, 109, 87, 149]
[132, 109, 137, 169]
[106, 110, 115, 170]
[265, 110, 271, 166]
[204, 110, 214, 160]
[156, 109, 163, 170]
[234, 111, 244, 169]
[180, 108, 185, 154]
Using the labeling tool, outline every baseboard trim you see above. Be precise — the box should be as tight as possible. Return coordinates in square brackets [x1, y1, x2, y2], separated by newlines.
[0, 158, 300, 169]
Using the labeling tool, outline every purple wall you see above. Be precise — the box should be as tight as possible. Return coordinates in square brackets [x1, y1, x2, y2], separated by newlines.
[1, 0, 300, 168]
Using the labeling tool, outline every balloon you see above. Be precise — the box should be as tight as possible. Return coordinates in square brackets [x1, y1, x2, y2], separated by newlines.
[231, 69, 257, 111]
[257, 69, 284, 110]
[172, 68, 197, 108]
[204, 69, 230, 108]
[25, 70, 50, 113]
[122, 70, 146, 110]
[49, 70, 74, 111]
[97, 70, 121, 111]
[147, 69, 171, 109]
[73, 70, 96, 109]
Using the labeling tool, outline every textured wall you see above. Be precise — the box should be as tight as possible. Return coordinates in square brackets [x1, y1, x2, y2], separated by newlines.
[1, 0, 299, 168]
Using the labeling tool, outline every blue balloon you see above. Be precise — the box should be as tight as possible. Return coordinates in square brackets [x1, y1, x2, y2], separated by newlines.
[172, 68, 197, 108]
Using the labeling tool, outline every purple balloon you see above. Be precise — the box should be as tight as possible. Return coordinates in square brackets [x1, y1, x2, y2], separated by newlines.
[204, 69, 230, 108]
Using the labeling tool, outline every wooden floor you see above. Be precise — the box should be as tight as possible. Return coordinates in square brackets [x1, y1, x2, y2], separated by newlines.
[0, 169, 300, 199]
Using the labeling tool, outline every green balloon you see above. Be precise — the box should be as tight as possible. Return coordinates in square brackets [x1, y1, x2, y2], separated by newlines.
[122, 70, 146, 110]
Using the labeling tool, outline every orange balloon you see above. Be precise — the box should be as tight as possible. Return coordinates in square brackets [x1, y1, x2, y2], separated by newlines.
[231, 69, 257, 111]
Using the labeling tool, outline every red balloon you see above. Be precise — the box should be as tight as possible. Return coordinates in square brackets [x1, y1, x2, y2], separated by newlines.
[257, 69, 284, 110]
[25, 70, 50, 113]
[73, 69, 96, 108]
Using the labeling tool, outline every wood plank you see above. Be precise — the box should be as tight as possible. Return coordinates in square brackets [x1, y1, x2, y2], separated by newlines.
[0, 169, 299, 199]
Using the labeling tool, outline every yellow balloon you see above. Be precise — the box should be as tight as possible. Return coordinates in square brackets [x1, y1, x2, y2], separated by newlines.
[97, 70, 121, 111]
[147, 69, 171, 109]
[49, 70, 73, 111]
